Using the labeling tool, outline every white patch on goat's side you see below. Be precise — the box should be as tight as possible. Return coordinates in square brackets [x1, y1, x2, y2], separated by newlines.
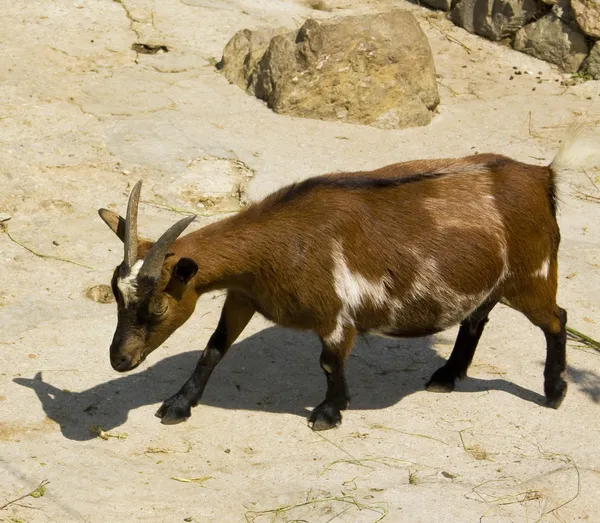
[325, 241, 390, 345]
[117, 259, 143, 306]
[402, 252, 491, 331]
[533, 257, 550, 279]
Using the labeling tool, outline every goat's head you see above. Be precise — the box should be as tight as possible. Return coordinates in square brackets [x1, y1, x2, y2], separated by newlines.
[98, 181, 198, 372]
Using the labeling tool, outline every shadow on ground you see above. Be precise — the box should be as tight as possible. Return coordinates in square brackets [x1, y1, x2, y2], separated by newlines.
[15, 326, 546, 441]
[567, 365, 600, 403]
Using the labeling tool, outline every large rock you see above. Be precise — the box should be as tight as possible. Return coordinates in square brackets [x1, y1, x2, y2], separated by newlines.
[513, 13, 589, 72]
[420, 0, 453, 11]
[217, 27, 289, 90]
[220, 11, 440, 129]
[571, 0, 600, 38]
[585, 41, 600, 78]
[451, 0, 547, 41]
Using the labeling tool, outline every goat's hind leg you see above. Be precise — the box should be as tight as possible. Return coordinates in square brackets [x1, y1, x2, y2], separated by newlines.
[504, 277, 567, 408]
[156, 291, 255, 424]
[309, 327, 356, 431]
[426, 299, 498, 393]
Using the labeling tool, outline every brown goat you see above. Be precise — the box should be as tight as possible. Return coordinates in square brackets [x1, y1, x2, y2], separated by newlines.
[98, 122, 599, 431]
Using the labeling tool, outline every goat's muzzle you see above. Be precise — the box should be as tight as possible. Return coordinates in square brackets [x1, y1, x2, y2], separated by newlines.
[109, 330, 145, 372]
[111, 353, 139, 372]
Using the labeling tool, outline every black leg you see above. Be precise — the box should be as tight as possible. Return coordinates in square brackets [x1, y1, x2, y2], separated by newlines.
[426, 300, 497, 393]
[309, 328, 355, 431]
[156, 291, 255, 424]
[543, 306, 567, 408]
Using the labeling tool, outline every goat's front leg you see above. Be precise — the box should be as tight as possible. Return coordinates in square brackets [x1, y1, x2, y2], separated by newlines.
[426, 299, 497, 392]
[156, 291, 255, 424]
[309, 326, 356, 431]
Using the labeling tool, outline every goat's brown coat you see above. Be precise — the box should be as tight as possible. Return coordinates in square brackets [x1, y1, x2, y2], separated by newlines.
[155, 154, 559, 339]
[100, 150, 569, 429]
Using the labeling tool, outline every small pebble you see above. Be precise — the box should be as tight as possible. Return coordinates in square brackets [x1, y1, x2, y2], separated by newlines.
[122, 169, 131, 175]
[85, 284, 115, 304]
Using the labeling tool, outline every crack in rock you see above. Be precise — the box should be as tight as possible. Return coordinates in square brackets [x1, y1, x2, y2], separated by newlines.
[177, 157, 256, 212]
[132, 43, 169, 55]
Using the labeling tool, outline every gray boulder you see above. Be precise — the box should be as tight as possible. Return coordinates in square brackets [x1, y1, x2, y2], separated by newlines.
[420, 0, 453, 11]
[584, 41, 600, 79]
[451, 0, 546, 41]
[220, 11, 440, 129]
[513, 13, 590, 72]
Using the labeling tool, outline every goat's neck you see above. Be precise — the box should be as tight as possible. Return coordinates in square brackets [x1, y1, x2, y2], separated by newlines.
[179, 215, 261, 294]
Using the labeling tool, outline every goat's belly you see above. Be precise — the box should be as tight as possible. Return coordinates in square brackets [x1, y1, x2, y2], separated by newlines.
[360, 292, 489, 337]
[369, 326, 444, 338]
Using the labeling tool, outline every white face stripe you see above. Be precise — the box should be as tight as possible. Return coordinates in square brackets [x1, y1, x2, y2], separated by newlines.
[117, 259, 143, 307]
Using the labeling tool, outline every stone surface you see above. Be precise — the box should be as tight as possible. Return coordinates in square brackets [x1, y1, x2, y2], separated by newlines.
[85, 285, 115, 304]
[217, 27, 290, 91]
[571, 0, 600, 37]
[249, 11, 440, 129]
[420, 0, 453, 11]
[585, 41, 600, 78]
[451, 0, 548, 40]
[513, 13, 590, 72]
[2, 1, 600, 522]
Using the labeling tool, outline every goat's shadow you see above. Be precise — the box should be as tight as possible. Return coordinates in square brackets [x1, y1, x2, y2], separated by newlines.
[14, 326, 544, 441]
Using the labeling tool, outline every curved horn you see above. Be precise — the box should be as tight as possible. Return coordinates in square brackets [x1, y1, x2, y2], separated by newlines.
[124, 180, 143, 270]
[139, 215, 196, 280]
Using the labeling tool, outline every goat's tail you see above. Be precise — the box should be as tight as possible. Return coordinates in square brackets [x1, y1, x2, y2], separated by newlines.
[550, 119, 600, 176]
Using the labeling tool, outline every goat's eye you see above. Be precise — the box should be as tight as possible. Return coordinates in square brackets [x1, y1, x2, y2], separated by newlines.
[150, 297, 168, 317]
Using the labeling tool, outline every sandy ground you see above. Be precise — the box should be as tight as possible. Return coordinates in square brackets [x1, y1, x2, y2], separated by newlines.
[1, 1, 600, 522]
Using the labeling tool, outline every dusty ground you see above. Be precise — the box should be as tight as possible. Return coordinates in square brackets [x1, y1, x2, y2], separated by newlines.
[1, 0, 600, 522]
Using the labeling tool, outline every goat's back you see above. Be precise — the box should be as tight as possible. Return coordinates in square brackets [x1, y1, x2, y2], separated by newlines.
[229, 154, 558, 337]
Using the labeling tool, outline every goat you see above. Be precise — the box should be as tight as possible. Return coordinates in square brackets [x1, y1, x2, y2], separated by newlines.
[98, 122, 600, 431]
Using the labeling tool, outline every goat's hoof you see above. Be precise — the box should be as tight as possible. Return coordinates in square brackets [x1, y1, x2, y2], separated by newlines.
[308, 403, 342, 431]
[426, 367, 457, 393]
[425, 378, 455, 393]
[155, 397, 191, 424]
[545, 380, 567, 409]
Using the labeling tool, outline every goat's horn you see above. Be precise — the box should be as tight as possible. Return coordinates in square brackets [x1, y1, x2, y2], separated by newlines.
[139, 215, 196, 280]
[124, 180, 143, 270]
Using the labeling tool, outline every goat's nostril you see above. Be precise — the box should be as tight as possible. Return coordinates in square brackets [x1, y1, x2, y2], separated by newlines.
[112, 355, 132, 372]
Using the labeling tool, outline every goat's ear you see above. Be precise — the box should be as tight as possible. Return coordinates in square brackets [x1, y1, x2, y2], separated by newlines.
[98, 209, 126, 242]
[164, 258, 198, 300]
[98, 209, 154, 256]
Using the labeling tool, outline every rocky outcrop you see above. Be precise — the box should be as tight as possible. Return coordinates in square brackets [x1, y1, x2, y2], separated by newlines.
[420, 0, 453, 10]
[451, 0, 545, 41]
[219, 11, 440, 129]
[421, 0, 599, 76]
[571, 0, 600, 38]
[585, 42, 600, 79]
[513, 13, 590, 72]
[218, 27, 289, 90]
